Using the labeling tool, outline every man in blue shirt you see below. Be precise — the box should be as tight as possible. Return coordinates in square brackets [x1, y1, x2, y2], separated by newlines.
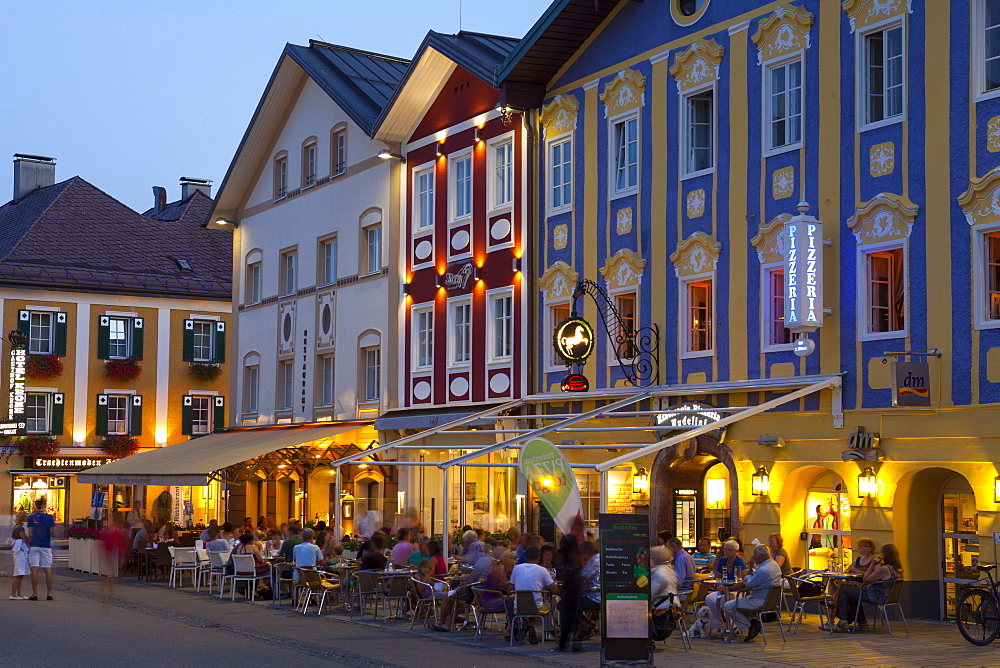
[667, 537, 695, 601]
[723, 545, 782, 642]
[26, 498, 56, 600]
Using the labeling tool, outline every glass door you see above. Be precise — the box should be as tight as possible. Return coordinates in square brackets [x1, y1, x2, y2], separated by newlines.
[942, 486, 979, 621]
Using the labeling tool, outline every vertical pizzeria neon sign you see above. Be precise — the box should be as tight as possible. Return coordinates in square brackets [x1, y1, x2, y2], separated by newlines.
[783, 201, 824, 333]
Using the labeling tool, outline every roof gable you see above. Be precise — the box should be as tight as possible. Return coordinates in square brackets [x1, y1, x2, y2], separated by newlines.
[410, 66, 500, 141]
[141, 189, 214, 223]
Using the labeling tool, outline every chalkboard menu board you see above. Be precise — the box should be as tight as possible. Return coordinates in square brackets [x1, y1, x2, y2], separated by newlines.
[538, 503, 555, 543]
[599, 513, 652, 664]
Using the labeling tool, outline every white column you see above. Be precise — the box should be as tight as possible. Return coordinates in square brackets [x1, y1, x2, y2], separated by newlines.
[334, 466, 342, 537]
[73, 303, 90, 445]
[156, 308, 170, 445]
[442, 468, 450, 559]
[600, 470, 608, 514]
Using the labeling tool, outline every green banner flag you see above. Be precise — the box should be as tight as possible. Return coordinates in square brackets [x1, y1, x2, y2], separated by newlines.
[519, 437, 584, 537]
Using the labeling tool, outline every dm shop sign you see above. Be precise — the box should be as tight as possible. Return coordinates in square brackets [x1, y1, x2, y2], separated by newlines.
[654, 402, 726, 439]
[7, 347, 26, 435]
[891, 361, 931, 407]
[783, 203, 824, 333]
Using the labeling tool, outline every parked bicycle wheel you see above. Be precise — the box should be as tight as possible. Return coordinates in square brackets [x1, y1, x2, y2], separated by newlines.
[956, 588, 1000, 646]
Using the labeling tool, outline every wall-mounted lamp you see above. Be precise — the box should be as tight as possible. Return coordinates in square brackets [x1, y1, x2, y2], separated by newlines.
[858, 467, 878, 499]
[436, 274, 444, 289]
[757, 435, 786, 447]
[995, 474, 1000, 503]
[511, 257, 521, 273]
[436, 142, 443, 157]
[341, 491, 355, 519]
[632, 467, 649, 499]
[751, 465, 770, 496]
[377, 149, 406, 163]
[213, 217, 239, 227]
[403, 282, 411, 296]
[397, 490, 406, 510]
[474, 127, 482, 142]
[473, 266, 481, 282]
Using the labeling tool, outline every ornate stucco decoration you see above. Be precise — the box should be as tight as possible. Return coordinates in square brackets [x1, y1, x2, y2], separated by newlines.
[847, 193, 919, 244]
[842, 0, 912, 34]
[686, 189, 706, 218]
[538, 261, 580, 301]
[869, 142, 895, 177]
[751, 4, 814, 65]
[959, 167, 1000, 226]
[670, 40, 725, 93]
[599, 68, 647, 118]
[772, 167, 795, 199]
[669, 232, 722, 278]
[540, 94, 580, 138]
[616, 207, 633, 235]
[988, 116, 1000, 153]
[599, 248, 647, 290]
[750, 214, 792, 263]
[552, 223, 568, 249]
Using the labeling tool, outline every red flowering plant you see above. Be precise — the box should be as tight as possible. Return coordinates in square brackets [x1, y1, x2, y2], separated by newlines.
[100, 434, 139, 459]
[15, 434, 60, 457]
[104, 357, 141, 382]
[25, 354, 63, 379]
[67, 526, 101, 540]
[189, 362, 223, 382]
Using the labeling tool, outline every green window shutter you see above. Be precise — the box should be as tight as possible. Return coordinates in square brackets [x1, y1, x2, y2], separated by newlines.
[96, 394, 108, 436]
[130, 395, 143, 436]
[131, 317, 144, 360]
[18, 310, 29, 336]
[181, 395, 193, 436]
[213, 396, 225, 432]
[97, 315, 111, 359]
[183, 319, 195, 361]
[50, 393, 65, 435]
[54, 312, 67, 356]
[213, 321, 226, 363]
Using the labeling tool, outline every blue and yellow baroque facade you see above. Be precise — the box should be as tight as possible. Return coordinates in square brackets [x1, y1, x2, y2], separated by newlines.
[523, 0, 1000, 618]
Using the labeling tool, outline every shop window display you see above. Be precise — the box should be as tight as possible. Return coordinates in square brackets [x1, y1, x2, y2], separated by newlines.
[943, 486, 979, 620]
[805, 471, 853, 571]
[13, 476, 66, 528]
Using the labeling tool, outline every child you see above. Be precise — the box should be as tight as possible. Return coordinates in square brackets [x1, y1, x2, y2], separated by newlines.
[9, 512, 29, 599]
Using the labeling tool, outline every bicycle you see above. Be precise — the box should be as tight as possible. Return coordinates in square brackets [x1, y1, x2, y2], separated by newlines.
[956, 563, 1000, 646]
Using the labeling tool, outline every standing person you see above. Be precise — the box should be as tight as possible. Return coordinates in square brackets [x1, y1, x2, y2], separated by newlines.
[9, 512, 29, 599]
[555, 535, 584, 652]
[125, 502, 144, 541]
[722, 545, 782, 642]
[26, 497, 55, 601]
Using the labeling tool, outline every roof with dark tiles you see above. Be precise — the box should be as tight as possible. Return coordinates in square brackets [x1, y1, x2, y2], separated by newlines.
[0, 177, 231, 300]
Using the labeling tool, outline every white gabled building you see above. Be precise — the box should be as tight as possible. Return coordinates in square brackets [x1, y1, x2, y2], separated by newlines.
[206, 41, 409, 529]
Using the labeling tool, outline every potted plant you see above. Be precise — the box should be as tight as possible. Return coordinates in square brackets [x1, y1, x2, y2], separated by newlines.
[15, 434, 60, 457]
[104, 356, 141, 382]
[100, 434, 139, 458]
[152, 490, 172, 528]
[25, 354, 63, 379]
[188, 361, 223, 381]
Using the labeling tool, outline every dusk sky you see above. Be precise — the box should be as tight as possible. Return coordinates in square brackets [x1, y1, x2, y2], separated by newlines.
[1, 1, 550, 212]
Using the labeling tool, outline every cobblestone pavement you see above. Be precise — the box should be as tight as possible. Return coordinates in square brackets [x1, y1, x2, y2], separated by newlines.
[1, 568, 998, 667]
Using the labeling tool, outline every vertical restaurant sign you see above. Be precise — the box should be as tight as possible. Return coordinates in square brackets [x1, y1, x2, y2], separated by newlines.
[599, 513, 653, 663]
[891, 361, 931, 407]
[171, 486, 184, 524]
[519, 438, 584, 537]
[784, 202, 824, 333]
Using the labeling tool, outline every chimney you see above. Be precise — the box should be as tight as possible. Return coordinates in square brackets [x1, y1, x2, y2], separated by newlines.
[13, 154, 56, 202]
[152, 186, 167, 214]
[179, 177, 212, 200]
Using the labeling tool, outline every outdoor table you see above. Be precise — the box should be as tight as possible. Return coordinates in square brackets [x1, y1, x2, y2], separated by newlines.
[703, 579, 741, 642]
[819, 572, 860, 631]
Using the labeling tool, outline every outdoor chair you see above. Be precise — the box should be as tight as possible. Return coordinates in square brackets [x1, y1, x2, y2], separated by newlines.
[350, 570, 381, 619]
[273, 563, 297, 606]
[205, 551, 230, 595]
[750, 585, 787, 646]
[168, 548, 199, 588]
[379, 574, 412, 621]
[296, 568, 339, 615]
[471, 585, 505, 642]
[510, 590, 551, 647]
[226, 554, 268, 602]
[785, 575, 830, 634]
[682, 580, 708, 620]
[409, 578, 442, 629]
[653, 594, 691, 652]
[854, 579, 908, 635]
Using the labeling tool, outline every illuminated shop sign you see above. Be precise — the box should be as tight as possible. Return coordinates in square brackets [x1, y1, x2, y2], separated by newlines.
[654, 402, 726, 438]
[8, 346, 26, 434]
[553, 317, 595, 364]
[784, 202, 824, 333]
[24, 457, 109, 471]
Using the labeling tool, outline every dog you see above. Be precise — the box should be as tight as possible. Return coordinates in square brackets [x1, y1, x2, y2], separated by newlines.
[688, 606, 712, 638]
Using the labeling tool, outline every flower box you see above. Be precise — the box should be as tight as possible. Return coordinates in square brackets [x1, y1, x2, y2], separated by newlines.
[100, 435, 139, 459]
[25, 354, 62, 379]
[104, 357, 141, 382]
[188, 362, 223, 382]
[15, 435, 60, 457]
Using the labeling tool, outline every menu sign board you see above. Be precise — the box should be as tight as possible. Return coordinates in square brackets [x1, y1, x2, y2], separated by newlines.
[599, 513, 652, 665]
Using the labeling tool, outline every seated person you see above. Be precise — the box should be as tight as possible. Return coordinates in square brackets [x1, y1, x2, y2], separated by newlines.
[412, 557, 447, 608]
[650, 545, 679, 609]
[357, 532, 387, 571]
[846, 538, 877, 574]
[667, 537, 695, 599]
[503, 546, 560, 642]
[768, 533, 793, 578]
[430, 545, 509, 632]
[692, 536, 716, 573]
[292, 528, 328, 581]
[233, 532, 270, 575]
[392, 527, 418, 566]
[425, 540, 448, 576]
[406, 535, 430, 567]
[833, 543, 902, 633]
[279, 525, 303, 564]
[721, 545, 783, 642]
[265, 529, 283, 554]
[705, 540, 747, 635]
[132, 520, 154, 551]
[205, 527, 230, 553]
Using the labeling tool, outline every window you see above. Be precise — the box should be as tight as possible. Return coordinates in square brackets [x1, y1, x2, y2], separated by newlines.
[866, 247, 905, 334]
[765, 268, 793, 347]
[322, 239, 338, 285]
[677, 0, 706, 15]
[365, 224, 382, 274]
[363, 347, 381, 401]
[450, 300, 472, 365]
[275, 156, 288, 199]
[280, 361, 294, 410]
[332, 129, 346, 176]
[489, 291, 513, 361]
[108, 316, 130, 359]
[548, 303, 571, 367]
[612, 116, 638, 193]
[320, 355, 335, 406]
[414, 307, 434, 368]
[614, 293, 637, 359]
[303, 143, 317, 187]
[985, 232, 1000, 321]
[549, 138, 573, 211]
[415, 168, 435, 230]
[492, 139, 513, 208]
[452, 154, 472, 219]
[28, 312, 53, 355]
[192, 320, 214, 362]
[26, 393, 48, 434]
[685, 280, 713, 353]
[107, 394, 129, 435]
[982, 0, 1000, 95]
[765, 59, 803, 152]
[247, 262, 262, 304]
[862, 24, 904, 126]
[282, 251, 297, 295]
[244, 366, 259, 413]
[684, 89, 714, 174]
[190, 395, 212, 435]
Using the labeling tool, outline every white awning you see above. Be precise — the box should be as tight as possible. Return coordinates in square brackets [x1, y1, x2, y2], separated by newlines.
[77, 422, 365, 486]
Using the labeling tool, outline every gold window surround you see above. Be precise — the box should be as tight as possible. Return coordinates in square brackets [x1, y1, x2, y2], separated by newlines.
[599, 68, 647, 118]
[669, 39, 725, 92]
[751, 4, 814, 65]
